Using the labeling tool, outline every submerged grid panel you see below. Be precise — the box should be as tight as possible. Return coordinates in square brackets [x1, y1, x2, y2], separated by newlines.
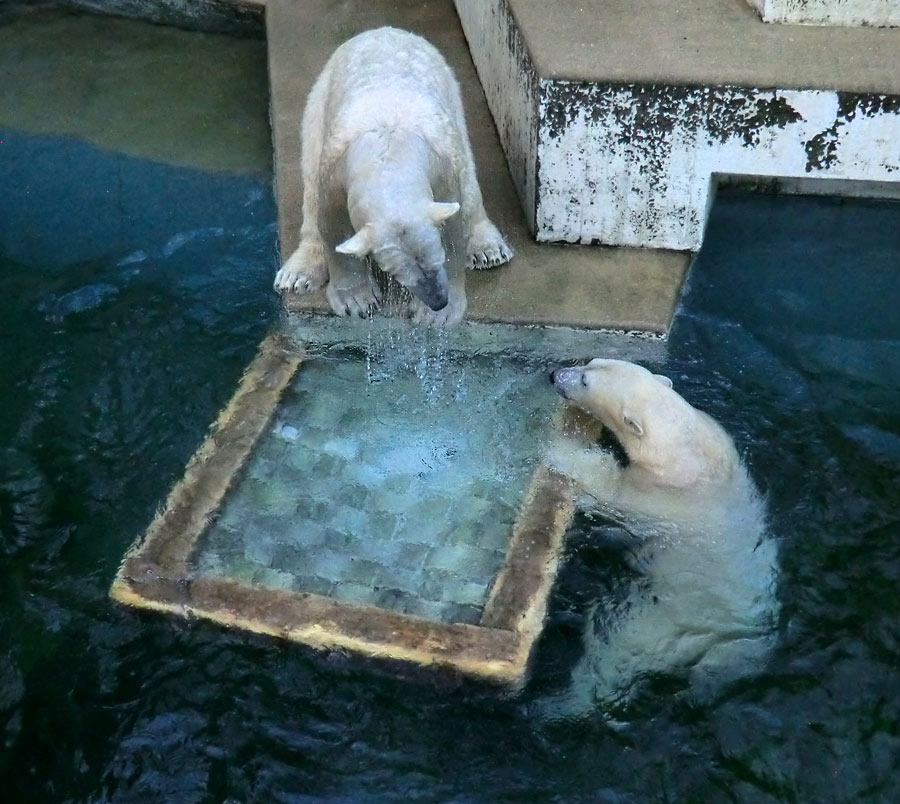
[194, 352, 557, 624]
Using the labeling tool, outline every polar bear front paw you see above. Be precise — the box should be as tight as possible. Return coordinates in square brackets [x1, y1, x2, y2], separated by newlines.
[467, 219, 513, 270]
[325, 275, 382, 318]
[408, 284, 467, 327]
[274, 239, 328, 294]
[544, 434, 584, 477]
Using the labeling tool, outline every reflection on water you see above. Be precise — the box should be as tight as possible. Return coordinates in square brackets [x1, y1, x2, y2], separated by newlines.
[0, 9, 271, 175]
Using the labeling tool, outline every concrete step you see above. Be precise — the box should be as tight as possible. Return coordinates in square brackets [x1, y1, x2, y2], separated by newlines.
[746, 0, 900, 27]
[455, 0, 900, 250]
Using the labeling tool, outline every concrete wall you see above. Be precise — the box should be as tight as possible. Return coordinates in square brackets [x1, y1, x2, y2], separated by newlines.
[539, 86, 900, 250]
[8, 0, 265, 35]
[455, 0, 540, 231]
[748, 0, 900, 28]
[456, 0, 900, 251]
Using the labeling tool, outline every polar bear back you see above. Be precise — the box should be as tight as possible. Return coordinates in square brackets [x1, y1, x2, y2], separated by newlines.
[317, 28, 465, 171]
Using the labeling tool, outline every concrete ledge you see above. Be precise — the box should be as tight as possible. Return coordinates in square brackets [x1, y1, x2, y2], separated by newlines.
[283, 244, 687, 334]
[455, 0, 900, 250]
[38, 0, 265, 35]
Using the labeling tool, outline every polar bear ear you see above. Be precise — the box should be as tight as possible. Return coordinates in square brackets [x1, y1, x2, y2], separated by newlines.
[428, 202, 460, 224]
[623, 411, 644, 437]
[653, 373, 673, 389]
[336, 225, 373, 257]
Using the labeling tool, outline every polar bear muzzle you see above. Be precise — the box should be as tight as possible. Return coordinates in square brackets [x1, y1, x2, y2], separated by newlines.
[409, 266, 450, 311]
[549, 366, 585, 400]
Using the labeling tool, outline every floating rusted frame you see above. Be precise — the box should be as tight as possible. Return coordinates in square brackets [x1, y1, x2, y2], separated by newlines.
[111, 331, 575, 687]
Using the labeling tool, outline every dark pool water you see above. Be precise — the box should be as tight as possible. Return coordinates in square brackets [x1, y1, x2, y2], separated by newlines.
[4, 13, 900, 804]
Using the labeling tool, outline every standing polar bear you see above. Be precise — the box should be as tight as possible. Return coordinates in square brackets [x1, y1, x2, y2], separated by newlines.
[543, 359, 779, 716]
[274, 27, 512, 326]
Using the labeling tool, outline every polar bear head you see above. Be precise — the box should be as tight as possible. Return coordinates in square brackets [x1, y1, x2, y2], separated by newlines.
[551, 358, 739, 488]
[336, 202, 458, 311]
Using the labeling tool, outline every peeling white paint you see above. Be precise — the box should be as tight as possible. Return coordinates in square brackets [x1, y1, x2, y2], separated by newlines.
[537, 86, 900, 250]
[456, 0, 900, 251]
[747, 0, 900, 28]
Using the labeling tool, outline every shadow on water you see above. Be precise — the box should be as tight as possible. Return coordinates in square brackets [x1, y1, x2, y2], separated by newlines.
[3, 10, 900, 804]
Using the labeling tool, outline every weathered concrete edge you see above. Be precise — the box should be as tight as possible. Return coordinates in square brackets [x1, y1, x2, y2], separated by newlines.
[280, 271, 689, 335]
[113, 574, 531, 686]
[111, 330, 577, 688]
[17, 0, 266, 34]
[110, 333, 302, 579]
[482, 465, 574, 636]
[713, 172, 900, 200]
[536, 83, 900, 250]
[454, 0, 540, 233]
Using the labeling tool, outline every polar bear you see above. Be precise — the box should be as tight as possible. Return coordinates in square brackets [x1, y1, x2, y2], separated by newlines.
[541, 358, 779, 716]
[273, 27, 512, 326]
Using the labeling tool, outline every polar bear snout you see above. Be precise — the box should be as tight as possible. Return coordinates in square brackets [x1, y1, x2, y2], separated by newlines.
[550, 366, 584, 399]
[409, 268, 450, 311]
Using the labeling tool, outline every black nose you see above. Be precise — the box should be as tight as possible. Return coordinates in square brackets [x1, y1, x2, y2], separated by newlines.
[549, 370, 557, 384]
[429, 289, 449, 311]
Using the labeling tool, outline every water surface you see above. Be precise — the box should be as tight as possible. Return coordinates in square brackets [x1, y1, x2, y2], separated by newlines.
[2, 10, 900, 804]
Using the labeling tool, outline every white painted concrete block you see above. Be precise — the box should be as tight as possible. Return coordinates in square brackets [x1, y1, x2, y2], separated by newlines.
[538, 86, 900, 250]
[456, 0, 900, 251]
[747, 0, 900, 28]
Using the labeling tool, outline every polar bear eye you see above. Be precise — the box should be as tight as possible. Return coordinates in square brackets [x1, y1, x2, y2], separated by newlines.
[580, 373, 589, 388]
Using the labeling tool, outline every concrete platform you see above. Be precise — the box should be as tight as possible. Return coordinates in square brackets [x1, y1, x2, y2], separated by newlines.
[456, 0, 900, 250]
[266, 0, 688, 334]
[507, 0, 900, 90]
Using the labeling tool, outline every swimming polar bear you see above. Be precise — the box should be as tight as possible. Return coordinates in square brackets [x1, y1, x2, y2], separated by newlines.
[541, 358, 779, 716]
[274, 27, 512, 326]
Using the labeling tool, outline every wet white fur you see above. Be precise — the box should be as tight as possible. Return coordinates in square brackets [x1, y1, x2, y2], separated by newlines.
[274, 27, 511, 326]
[543, 359, 779, 716]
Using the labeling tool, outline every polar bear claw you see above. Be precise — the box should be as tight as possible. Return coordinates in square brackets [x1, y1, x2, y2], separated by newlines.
[466, 219, 513, 270]
[326, 275, 382, 318]
[274, 239, 328, 294]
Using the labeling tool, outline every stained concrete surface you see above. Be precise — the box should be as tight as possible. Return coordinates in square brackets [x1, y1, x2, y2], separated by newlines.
[0, 9, 272, 175]
[456, 0, 900, 251]
[747, 0, 900, 28]
[507, 0, 900, 92]
[266, 0, 688, 333]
